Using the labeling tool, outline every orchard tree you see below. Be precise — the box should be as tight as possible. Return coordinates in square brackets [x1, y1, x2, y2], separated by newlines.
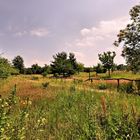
[114, 5, 140, 73]
[12, 55, 24, 74]
[98, 51, 116, 77]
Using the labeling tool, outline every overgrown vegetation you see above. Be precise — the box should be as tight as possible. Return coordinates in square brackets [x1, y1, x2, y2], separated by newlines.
[1, 81, 140, 140]
[0, 57, 19, 78]
[114, 4, 140, 73]
[1, 3, 140, 139]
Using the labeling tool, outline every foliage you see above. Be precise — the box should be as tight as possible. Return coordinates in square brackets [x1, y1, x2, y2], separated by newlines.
[31, 64, 42, 74]
[12, 55, 24, 74]
[93, 63, 107, 75]
[41, 64, 51, 77]
[1, 86, 140, 139]
[42, 64, 51, 75]
[1, 74, 140, 139]
[114, 4, 140, 73]
[116, 64, 127, 71]
[119, 82, 134, 94]
[98, 51, 116, 77]
[98, 82, 107, 90]
[42, 71, 48, 77]
[76, 62, 84, 73]
[25, 68, 33, 74]
[51, 52, 78, 77]
[42, 82, 49, 88]
[0, 85, 29, 140]
[84, 67, 94, 73]
[0, 57, 19, 78]
[25, 64, 51, 75]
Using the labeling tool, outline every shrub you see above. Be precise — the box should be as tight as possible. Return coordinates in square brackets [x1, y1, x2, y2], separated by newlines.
[98, 83, 107, 90]
[42, 71, 48, 77]
[42, 82, 49, 88]
[119, 82, 134, 93]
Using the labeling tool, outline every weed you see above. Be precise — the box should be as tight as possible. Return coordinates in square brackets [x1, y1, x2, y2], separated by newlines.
[42, 82, 49, 88]
[119, 82, 134, 93]
[98, 83, 107, 90]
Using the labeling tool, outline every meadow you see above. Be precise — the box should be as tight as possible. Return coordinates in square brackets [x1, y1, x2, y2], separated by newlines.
[1, 71, 140, 140]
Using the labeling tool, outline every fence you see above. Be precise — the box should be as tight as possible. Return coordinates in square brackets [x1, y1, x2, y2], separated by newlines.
[86, 77, 140, 91]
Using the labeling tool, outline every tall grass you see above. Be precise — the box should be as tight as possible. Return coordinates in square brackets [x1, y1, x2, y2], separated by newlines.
[1, 84, 140, 139]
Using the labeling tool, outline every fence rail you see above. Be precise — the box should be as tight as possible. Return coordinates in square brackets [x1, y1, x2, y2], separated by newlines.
[85, 77, 140, 91]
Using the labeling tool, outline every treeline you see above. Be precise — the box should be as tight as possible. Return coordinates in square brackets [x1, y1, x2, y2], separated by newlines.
[0, 51, 128, 78]
[0, 52, 84, 78]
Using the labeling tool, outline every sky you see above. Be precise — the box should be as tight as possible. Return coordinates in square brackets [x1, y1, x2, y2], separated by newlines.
[0, 0, 139, 67]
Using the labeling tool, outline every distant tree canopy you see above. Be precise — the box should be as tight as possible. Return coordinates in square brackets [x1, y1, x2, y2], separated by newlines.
[98, 51, 116, 77]
[76, 63, 84, 73]
[50, 52, 79, 77]
[31, 64, 42, 74]
[116, 64, 127, 71]
[114, 4, 140, 73]
[93, 63, 107, 75]
[25, 64, 50, 75]
[12, 55, 24, 74]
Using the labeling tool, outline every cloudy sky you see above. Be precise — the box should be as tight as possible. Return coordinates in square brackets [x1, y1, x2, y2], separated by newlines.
[0, 0, 139, 67]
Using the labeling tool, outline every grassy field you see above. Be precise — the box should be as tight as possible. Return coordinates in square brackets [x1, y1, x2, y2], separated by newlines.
[1, 71, 140, 139]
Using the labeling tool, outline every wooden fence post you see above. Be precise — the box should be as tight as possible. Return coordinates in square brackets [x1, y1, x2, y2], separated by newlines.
[117, 79, 120, 91]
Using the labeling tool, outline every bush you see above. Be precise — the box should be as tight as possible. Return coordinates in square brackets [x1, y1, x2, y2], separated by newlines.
[42, 71, 48, 77]
[119, 82, 134, 93]
[98, 83, 107, 90]
[42, 82, 49, 88]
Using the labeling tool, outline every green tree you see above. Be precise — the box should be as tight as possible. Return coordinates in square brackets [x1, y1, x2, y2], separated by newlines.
[51, 52, 67, 77]
[117, 64, 127, 71]
[0, 57, 18, 77]
[51, 52, 78, 77]
[76, 63, 84, 74]
[114, 5, 140, 73]
[98, 51, 116, 77]
[69, 53, 78, 71]
[25, 68, 33, 74]
[93, 63, 107, 76]
[41, 64, 51, 77]
[12, 56, 24, 74]
[31, 64, 42, 74]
